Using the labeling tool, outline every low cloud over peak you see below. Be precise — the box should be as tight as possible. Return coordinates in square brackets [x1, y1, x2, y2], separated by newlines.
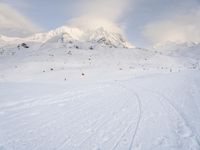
[64, 0, 133, 44]
[75, 0, 132, 22]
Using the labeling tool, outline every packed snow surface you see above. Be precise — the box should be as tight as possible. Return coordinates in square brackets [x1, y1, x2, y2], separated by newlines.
[0, 30, 200, 150]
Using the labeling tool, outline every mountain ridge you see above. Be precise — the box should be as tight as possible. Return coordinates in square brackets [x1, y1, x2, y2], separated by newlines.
[0, 26, 134, 49]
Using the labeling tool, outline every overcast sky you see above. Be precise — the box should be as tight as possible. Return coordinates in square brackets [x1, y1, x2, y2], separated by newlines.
[0, 0, 200, 47]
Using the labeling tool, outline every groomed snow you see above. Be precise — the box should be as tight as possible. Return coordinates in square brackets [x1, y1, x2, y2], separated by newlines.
[0, 33, 200, 150]
[0, 71, 200, 150]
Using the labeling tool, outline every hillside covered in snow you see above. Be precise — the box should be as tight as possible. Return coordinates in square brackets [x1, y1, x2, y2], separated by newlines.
[0, 25, 200, 150]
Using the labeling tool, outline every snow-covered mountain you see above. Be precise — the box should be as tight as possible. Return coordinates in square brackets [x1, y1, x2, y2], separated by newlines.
[0, 26, 133, 50]
[154, 42, 200, 59]
[0, 35, 21, 45]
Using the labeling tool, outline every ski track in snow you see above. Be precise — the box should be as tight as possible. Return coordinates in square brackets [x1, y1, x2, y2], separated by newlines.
[112, 83, 142, 150]
[132, 84, 200, 150]
[0, 75, 200, 150]
[151, 90, 200, 148]
[0, 82, 142, 150]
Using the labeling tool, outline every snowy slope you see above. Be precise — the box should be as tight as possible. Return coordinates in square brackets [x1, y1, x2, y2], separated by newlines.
[0, 71, 200, 150]
[1, 45, 197, 82]
[154, 42, 200, 59]
[0, 26, 200, 150]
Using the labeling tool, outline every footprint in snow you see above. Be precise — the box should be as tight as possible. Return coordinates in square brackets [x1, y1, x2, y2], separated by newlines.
[122, 138, 129, 144]
[134, 143, 142, 150]
[155, 137, 168, 146]
[176, 122, 192, 138]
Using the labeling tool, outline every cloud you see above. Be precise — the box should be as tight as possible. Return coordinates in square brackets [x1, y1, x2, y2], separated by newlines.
[67, 0, 132, 33]
[68, 16, 123, 33]
[0, 2, 41, 37]
[76, 0, 132, 21]
[142, 7, 200, 45]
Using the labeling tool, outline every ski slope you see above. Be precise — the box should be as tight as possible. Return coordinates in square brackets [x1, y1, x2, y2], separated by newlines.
[0, 71, 200, 150]
[0, 27, 200, 150]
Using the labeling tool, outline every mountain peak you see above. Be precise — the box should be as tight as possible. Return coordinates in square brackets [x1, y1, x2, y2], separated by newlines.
[0, 25, 134, 49]
[30, 25, 134, 49]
